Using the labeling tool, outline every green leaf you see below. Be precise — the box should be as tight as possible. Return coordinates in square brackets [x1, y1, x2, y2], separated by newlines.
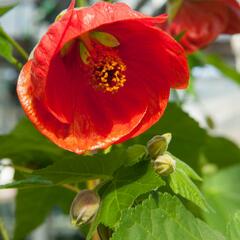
[168, 168, 209, 211]
[34, 147, 127, 184]
[227, 211, 240, 240]
[0, 118, 64, 168]
[124, 144, 148, 167]
[203, 165, 240, 233]
[0, 1, 18, 16]
[112, 192, 225, 240]
[14, 187, 75, 240]
[0, 176, 52, 189]
[87, 162, 165, 239]
[203, 136, 240, 169]
[125, 103, 207, 170]
[172, 154, 202, 181]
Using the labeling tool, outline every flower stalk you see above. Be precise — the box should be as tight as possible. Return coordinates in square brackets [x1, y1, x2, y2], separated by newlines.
[0, 219, 9, 240]
[0, 27, 28, 61]
[76, 0, 86, 7]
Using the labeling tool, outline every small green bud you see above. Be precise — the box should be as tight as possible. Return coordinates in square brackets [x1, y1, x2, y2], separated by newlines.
[70, 190, 100, 226]
[147, 133, 172, 159]
[153, 153, 176, 176]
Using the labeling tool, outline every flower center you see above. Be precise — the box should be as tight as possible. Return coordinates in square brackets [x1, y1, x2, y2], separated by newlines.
[60, 31, 127, 93]
[91, 54, 127, 93]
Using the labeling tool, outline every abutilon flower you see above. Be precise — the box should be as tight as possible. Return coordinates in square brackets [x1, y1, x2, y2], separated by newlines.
[166, 0, 240, 53]
[17, 0, 189, 154]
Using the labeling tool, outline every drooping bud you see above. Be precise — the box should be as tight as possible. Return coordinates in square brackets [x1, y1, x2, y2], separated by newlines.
[153, 153, 176, 176]
[70, 190, 100, 226]
[147, 133, 172, 159]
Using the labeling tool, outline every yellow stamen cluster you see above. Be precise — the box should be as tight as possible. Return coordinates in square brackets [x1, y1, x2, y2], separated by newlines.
[91, 55, 127, 93]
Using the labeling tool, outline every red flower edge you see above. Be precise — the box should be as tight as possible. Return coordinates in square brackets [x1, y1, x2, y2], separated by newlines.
[17, 1, 189, 154]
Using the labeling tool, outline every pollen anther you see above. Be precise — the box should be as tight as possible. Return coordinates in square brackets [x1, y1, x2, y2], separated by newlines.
[91, 55, 127, 93]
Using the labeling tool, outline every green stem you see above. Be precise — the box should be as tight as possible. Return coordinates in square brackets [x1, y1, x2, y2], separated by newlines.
[0, 219, 9, 240]
[13, 164, 80, 193]
[76, 0, 86, 7]
[9, 57, 22, 71]
[13, 164, 33, 174]
[62, 184, 80, 193]
[0, 28, 28, 61]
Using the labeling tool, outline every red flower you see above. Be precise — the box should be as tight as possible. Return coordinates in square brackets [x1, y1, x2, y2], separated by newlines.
[17, 1, 189, 154]
[167, 0, 240, 53]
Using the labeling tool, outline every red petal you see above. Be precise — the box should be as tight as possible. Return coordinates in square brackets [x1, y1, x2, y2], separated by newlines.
[100, 20, 189, 90]
[32, 2, 167, 99]
[99, 20, 188, 139]
[19, 48, 149, 153]
[223, 0, 240, 33]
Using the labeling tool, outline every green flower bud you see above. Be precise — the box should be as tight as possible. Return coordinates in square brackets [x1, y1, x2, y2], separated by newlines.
[153, 153, 176, 176]
[70, 190, 100, 226]
[147, 133, 172, 159]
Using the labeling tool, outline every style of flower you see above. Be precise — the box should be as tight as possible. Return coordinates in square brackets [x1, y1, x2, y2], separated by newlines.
[17, 0, 189, 154]
[166, 0, 240, 53]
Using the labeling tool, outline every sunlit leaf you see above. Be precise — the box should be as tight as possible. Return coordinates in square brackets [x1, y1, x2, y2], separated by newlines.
[227, 211, 240, 240]
[87, 162, 165, 240]
[112, 192, 225, 240]
[168, 167, 208, 211]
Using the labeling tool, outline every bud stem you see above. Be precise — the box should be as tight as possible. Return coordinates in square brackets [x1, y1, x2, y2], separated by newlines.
[0, 27, 28, 61]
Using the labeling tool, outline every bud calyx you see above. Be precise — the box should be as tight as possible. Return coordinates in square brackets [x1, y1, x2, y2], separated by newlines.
[147, 133, 172, 159]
